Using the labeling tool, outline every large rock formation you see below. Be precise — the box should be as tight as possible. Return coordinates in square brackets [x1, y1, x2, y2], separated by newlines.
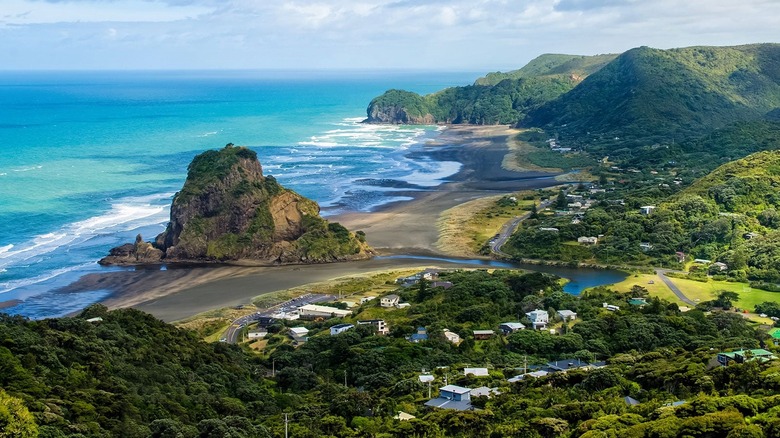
[100, 144, 370, 265]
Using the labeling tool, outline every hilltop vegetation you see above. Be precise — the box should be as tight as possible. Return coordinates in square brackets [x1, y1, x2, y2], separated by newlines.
[365, 53, 615, 125]
[524, 44, 780, 153]
[2, 269, 779, 437]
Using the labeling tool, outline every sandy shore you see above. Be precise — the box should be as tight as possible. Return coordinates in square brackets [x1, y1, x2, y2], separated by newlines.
[58, 124, 563, 322]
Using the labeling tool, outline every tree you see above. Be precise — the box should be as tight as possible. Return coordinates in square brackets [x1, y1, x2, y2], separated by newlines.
[556, 190, 568, 209]
[0, 389, 38, 438]
[715, 291, 740, 310]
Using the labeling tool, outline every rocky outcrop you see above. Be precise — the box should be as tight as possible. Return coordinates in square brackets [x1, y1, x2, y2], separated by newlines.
[365, 103, 435, 124]
[100, 144, 371, 266]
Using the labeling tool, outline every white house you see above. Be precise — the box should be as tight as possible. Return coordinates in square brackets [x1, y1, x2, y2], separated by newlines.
[463, 367, 489, 377]
[639, 206, 656, 215]
[297, 304, 351, 319]
[381, 294, 400, 308]
[289, 327, 309, 342]
[357, 319, 389, 335]
[424, 385, 473, 411]
[577, 236, 598, 245]
[603, 303, 620, 312]
[557, 310, 577, 321]
[360, 296, 376, 304]
[525, 309, 549, 329]
[330, 323, 355, 336]
[247, 328, 268, 339]
[443, 329, 461, 345]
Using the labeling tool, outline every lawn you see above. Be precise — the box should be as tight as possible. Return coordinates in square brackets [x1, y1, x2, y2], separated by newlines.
[664, 277, 780, 310]
[606, 273, 683, 304]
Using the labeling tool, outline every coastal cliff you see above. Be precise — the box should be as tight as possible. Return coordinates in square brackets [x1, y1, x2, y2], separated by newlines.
[100, 144, 370, 265]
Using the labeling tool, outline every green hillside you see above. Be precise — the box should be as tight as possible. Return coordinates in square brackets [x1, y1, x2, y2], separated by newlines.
[523, 44, 780, 152]
[365, 53, 615, 125]
[2, 270, 780, 437]
[474, 53, 617, 85]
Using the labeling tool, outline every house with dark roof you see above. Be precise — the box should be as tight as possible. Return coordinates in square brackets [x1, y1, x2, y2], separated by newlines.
[499, 322, 525, 335]
[408, 327, 429, 343]
[546, 358, 589, 372]
[424, 385, 474, 411]
[330, 323, 354, 336]
[717, 348, 777, 366]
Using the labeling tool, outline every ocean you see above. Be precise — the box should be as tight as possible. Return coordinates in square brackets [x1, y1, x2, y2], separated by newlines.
[0, 70, 479, 319]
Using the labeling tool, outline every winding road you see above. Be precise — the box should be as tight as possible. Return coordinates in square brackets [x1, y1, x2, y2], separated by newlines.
[490, 199, 552, 257]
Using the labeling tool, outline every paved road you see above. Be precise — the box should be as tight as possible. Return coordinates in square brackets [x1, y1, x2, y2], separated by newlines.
[655, 269, 696, 306]
[222, 293, 335, 344]
[490, 200, 552, 258]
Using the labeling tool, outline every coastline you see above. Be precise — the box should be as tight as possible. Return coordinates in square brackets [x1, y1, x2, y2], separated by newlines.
[58, 124, 565, 322]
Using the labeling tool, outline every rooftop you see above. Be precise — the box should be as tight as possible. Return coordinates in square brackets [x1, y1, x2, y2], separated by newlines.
[440, 384, 471, 394]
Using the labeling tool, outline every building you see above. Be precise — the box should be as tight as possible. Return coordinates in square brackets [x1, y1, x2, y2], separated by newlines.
[639, 206, 656, 215]
[297, 304, 351, 319]
[473, 329, 495, 340]
[470, 387, 500, 398]
[463, 367, 489, 377]
[712, 262, 729, 271]
[624, 396, 640, 406]
[577, 236, 598, 245]
[540, 227, 559, 232]
[628, 298, 648, 306]
[526, 309, 549, 329]
[557, 310, 577, 321]
[418, 375, 435, 383]
[693, 259, 712, 265]
[769, 328, 780, 346]
[394, 412, 416, 421]
[247, 328, 268, 339]
[409, 327, 429, 343]
[288, 327, 309, 343]
[330, 323, 355, 336]
[547, 358, 589, 372]
[381, 294, 400, 308]
[432, 281, 454, 289]
[255, 316, 277, 327]
[443, 329, 461, 345]
[424, 385, 473, 411]
[397, 303, 411, 309]
[603, 303, 620, 312]
[357, 319, 389, 335]
[639, 242, 653, 251]
[359, 296, 375, 304]
[717, 349, 777, 366]
[85, 317, 103, 323]
[499, 322, 525, 335]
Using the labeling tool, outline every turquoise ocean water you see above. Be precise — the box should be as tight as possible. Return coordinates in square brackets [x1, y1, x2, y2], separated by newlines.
[0, 70, 479, 318]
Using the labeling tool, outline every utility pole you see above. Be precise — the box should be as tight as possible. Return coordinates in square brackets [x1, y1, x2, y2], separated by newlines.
[428, 380, 431, 399]
[344, 370, 347, 386]
[524, 355, 528, 374]
[272, 359, 275, 377]
[284, 413, 289, 438]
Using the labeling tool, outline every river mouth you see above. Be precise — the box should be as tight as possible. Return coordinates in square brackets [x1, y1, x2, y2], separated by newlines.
[375, 255, 628, 295]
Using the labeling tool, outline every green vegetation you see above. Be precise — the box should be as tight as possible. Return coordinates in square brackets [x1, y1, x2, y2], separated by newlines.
[176, 143, 258, 204]
[3, 269, 779, 437]
[475, 53, 618, 86]
[524, 44, 780, 153]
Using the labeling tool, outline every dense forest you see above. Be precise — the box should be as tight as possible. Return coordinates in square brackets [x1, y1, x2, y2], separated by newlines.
[1, 269, 779, 437]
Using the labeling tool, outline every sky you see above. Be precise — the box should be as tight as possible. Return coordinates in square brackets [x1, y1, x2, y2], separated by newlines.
[1, 0, 779, 71]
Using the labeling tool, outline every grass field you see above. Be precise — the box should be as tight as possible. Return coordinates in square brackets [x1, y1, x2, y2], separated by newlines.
[665, 277, 780, 311]
[437, 192, 538, 256]
[608, 273, 683, 303]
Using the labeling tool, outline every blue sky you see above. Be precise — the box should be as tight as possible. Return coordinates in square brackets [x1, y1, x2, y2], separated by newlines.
[2, 0, 779, 71]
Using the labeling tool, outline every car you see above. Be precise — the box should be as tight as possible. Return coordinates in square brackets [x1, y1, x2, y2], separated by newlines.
[219, 338, 227, 342]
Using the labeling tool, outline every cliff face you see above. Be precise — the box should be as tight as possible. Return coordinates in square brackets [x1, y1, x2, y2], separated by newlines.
[100, 144, 370, 265]
[365, 103, 435, 124]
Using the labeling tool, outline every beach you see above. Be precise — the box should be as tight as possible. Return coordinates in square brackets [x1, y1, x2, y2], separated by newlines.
[58, 125, 563, 322]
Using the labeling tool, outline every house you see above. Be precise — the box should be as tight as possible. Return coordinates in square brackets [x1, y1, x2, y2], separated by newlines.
[526, 309, 549, 329]
[639, 242, 653, 251]
[624, 396, 641, 406]
[359, 296, 375, 304]
[567, 202, 583, 209]
[330, 323, 354, 336]
[424, 385, 473, 411]
[508, 370, 549, 382]
[628, 298, 648, 306]
[557, 310, 577, 321]
[394, 412, 416, 421]
[297, 304, 351, 319]
[470, 387, 500, 398]
[717, 349, 777, 366]
[639, 206, 656, 215]
[443, 329, 461, 345]
[540, 227, 559, 232]
[577, 236, 598, 245]
[768, 328, 780, 345]
[409, 327, 429, 343]
[473, 329, 495, 340]
[603, 303, 620, 311]
[712, 262, 729, 271]
[463, 367, 489, 377]
[499, 322, 525, 335]
[288, 327, 309, 342]
[397, 303, 411, 309]
[744, 232, 759, 240]
[418, 375, 435, 383]
[675, 252, 686, 263]
[547, 358, 589, 372]
[357, 319, 389, 335]
[247, 328, 268, 339]
[432, 281, 454, 289]
[85, 317, 103, 323]
[693, 258, 712, 265]
[381, 294, 400, 308]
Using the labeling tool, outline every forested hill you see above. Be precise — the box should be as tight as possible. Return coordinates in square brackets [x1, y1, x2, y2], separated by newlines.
[474, 53, 617, 86]
[523, 44, 780, 151]
[364, 53, 614, 125]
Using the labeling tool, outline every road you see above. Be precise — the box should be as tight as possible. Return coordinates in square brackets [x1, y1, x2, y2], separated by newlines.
[655, 269, 696, 306]
[490, 199, 553, 258]
[222, 293, 335, 344]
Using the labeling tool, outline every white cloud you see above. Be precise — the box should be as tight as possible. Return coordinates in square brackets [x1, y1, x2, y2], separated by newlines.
[0, 0, 779, 70]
